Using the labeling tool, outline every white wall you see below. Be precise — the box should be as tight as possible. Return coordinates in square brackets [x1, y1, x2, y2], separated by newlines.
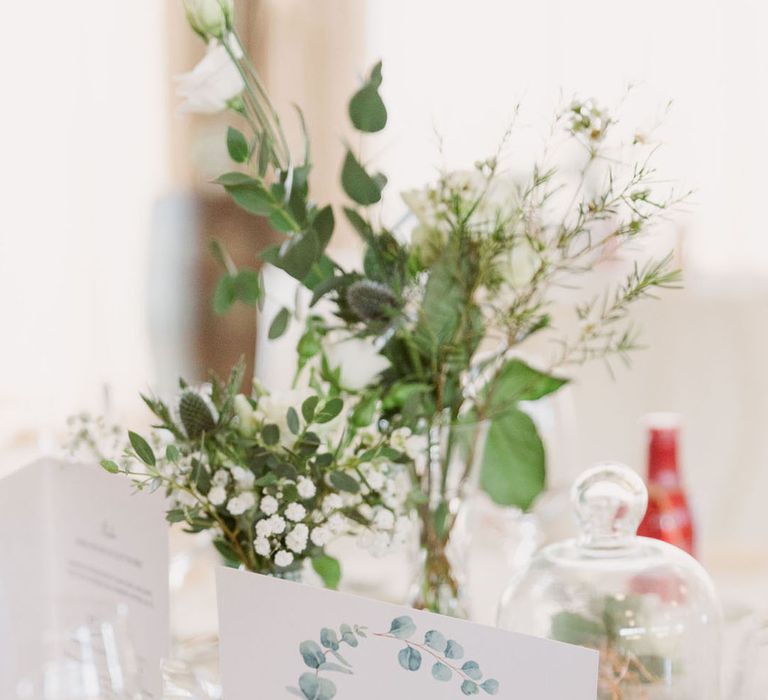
[0, 0, 171, 453]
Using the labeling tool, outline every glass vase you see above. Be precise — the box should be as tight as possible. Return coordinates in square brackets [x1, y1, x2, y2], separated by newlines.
[409, 413, 489, 618]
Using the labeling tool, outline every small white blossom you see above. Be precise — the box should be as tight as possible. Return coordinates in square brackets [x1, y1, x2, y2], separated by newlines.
[296, 477, 317, 500]
[231, 465, 255, 489]
[286, 524, 309, 553]
[227, 492, 255, 516]
[260, 495, 278, 516]
[285, 503, 307, 522]
[254, 537, 271, 557]
[212, 470, 229, 486]
[266, 514, 286, 534]
[274, 550, 294, 568]
[255, 518, 273, 538]
[366, 469, 385, 491]
[390, 427, 412, 453]
[373, 508, 395, 531]
[176, 491, 197, 508]
[234, 394, 258, 436]
[322, 494, 343, 513]
[328, 513, 346, 533]
[208, 485, 227, 506]
[310, 526, 332, 547]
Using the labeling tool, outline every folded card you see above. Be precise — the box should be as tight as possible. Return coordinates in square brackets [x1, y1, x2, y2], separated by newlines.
[0, 459, 169, 699]
[217, 567, 598, 699]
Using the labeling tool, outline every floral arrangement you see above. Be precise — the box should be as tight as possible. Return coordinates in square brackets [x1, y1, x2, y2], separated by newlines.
[101, 362, 414, 582]
[100, 0, 685, 613]
[292, 615, 499, 698]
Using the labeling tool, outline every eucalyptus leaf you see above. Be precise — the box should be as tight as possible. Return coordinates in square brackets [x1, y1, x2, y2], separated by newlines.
[299, 641, 326, 669]
[286, 406, 300, 434]
[341, 150, 383, 206]
[481, 679, 500, 694]
[349, 62, 387, 133]
[320, 628, 340, 651]
[424, 630, 447, 653]
[302, 395, 320, 423]
[445, 640, 464, 659]
[329, 471, 360, 494]
[461, 661, 482, 681]
[397, 646, 422, 672]
[431, 662, 452, 681]
[388, 616, 416, 640]
[461, 680, 480, 695]
[262, 423, 280, 446]
[298, 672, 336, 700]
[315, 398, 343, 423]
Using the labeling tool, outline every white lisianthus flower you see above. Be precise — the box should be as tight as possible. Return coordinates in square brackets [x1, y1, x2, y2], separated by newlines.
[212, 470, 229, 486]
[285, 503, 306, 522]
[274, 550, 294, 568]
[183, 0, 234, 40]
[286, 524, 309, 553]
[310, 526, 332, 547]
[324, 336, 391, 391]
[266, 514, 286, 535]
[296, 477, 317, 500]
[253, 536, 271, 557]
[260, 495, 278, 516]
[176, 41, 243, 114]
[208, 486, 227, 506]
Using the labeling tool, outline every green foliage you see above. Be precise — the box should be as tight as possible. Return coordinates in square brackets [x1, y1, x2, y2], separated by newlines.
[398, 646, 422, 671]
[213, 269, 261, 314]
[226, 126, 249, 163]
[341, 150, 386, 206]
[388, 616, 416, 640]
[178, 390, 216, 439]
[128, 431, 155, 466]
[480, 408, 546, 509]
[268, 307, 291, 339]
[348, 61, 387, 133]
[312, 555, 341, 590]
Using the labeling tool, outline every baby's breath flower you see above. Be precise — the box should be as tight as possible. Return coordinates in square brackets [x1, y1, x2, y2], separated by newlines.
[212, 470, 229, 486]
[296, 477, 317, 500]
[254, 536, 271, 557]
[373, 507, 395, 530]
[260, 495, 278, 516]
[208, 485, 227, 506]
[266, 514, 286, 534]
[227, 492, 254, 516]
[230, 465, 255, 489]
[310, 525, 332, 547]
[286, 523, 309, 553]
[255, 518, 273, 538]
[176, 491, 197, 508]
[322, 494, 343, 514]
[274, 550, 294, 568]
[285, 502, 307, 522]
[328, 513, 346, 533]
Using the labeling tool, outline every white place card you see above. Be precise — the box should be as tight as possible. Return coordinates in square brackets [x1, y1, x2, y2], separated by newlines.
[217, 568, 598, 699]
[0, 459, 169, 699]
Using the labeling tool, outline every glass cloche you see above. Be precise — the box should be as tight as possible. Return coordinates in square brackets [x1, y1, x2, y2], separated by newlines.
[498, 463, 721, 700]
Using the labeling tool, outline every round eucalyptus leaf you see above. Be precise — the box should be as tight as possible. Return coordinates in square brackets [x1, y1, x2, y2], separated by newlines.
[299, 640, 325, 669]
[461, 661, 482, 681]
[461, 680, 480, 695]
[388, 616, 417, 640]
[339, 624, 358, 648]
[424, 630, 447, 653]
[431, 662, 452, 681]
[445, 640, 464, 659]
[481, 679, 500, 695]
[298, 672, 336, 700]
[320, 628, 339, 651]
[398, 646, 422, 672]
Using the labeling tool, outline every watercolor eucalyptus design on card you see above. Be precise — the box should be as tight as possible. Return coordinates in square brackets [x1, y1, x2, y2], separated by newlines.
[287, 615, 499, 698]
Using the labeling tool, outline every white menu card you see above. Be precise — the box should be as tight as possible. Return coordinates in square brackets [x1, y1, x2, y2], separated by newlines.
[217, 567, 598, 700]
[0, 459, 169, 699]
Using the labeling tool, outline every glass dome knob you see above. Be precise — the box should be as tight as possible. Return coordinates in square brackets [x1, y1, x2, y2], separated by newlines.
[571, 462, 648, 548]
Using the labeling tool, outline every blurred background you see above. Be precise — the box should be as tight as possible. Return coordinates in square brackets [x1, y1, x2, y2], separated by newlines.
[1, 0, 766, 594]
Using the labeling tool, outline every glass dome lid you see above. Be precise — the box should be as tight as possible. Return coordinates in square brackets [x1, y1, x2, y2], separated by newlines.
[497, 462, 722, 700]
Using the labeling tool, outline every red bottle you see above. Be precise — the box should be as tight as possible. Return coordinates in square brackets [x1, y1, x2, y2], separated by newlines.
[637, 414, 696, 556]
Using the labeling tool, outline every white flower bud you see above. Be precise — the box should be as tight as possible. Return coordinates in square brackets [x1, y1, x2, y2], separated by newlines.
[183, 0, 234, 40]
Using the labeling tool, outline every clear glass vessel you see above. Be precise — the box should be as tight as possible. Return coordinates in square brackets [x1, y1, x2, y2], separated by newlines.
[498, 462, 721, 700]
